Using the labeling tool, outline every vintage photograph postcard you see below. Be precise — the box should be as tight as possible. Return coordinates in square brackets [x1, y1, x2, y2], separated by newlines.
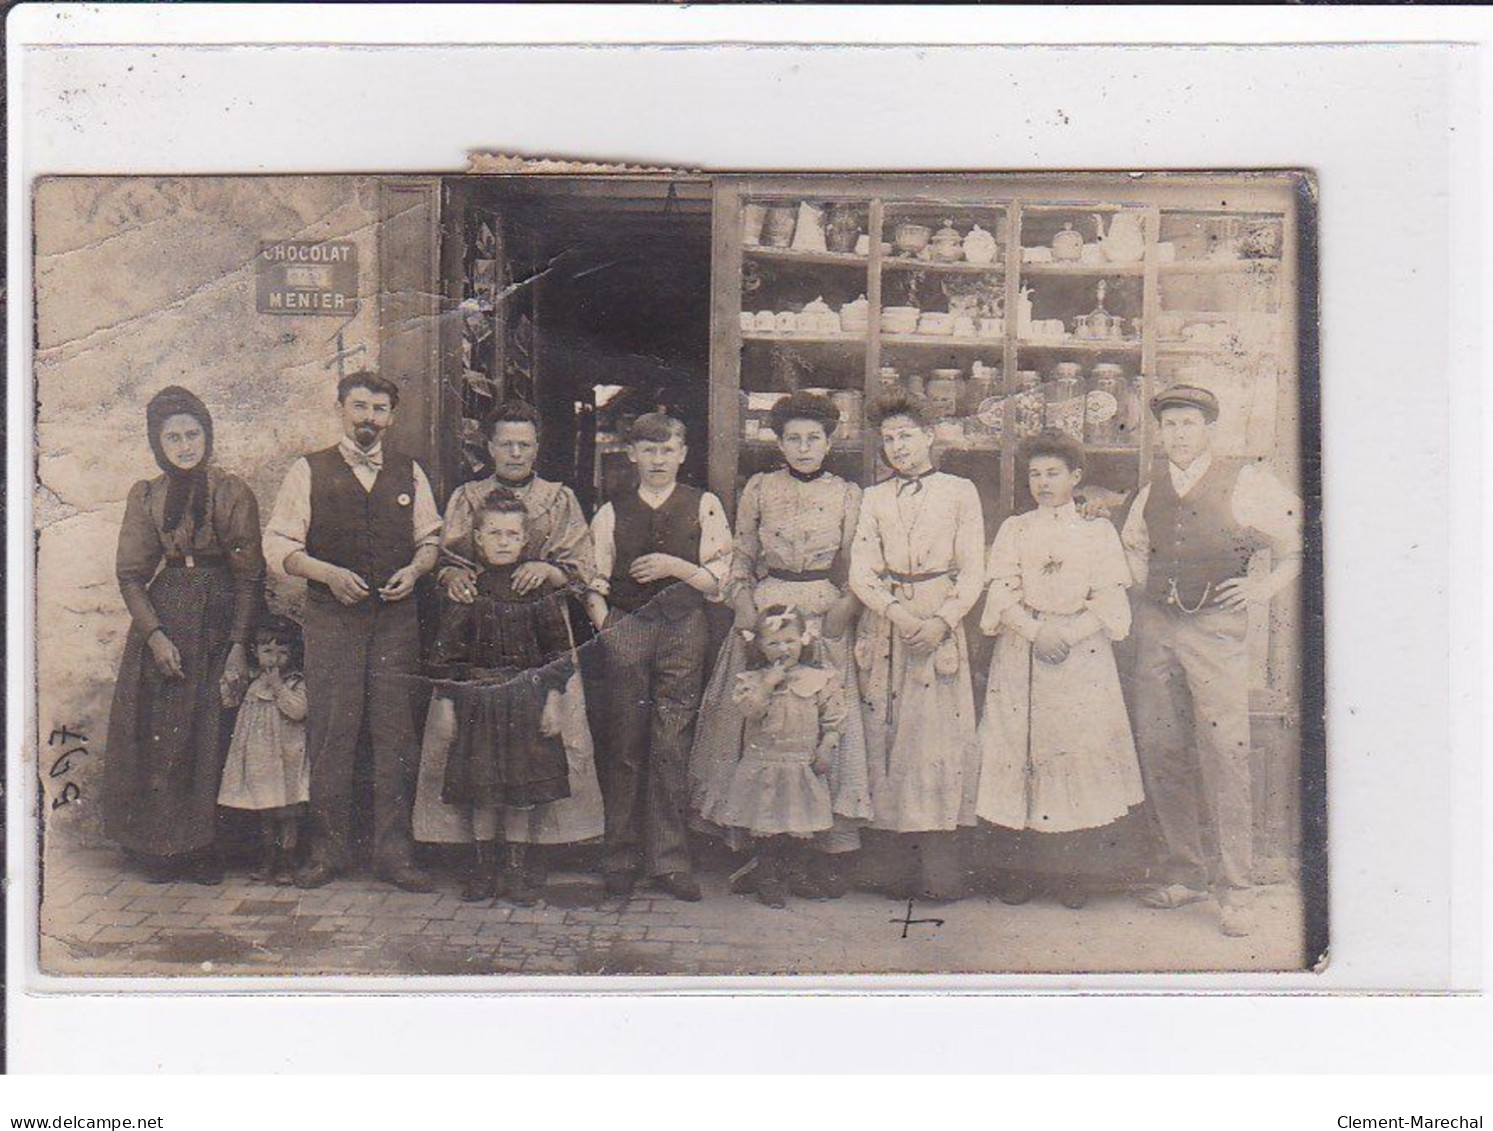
[32, 169, 1322, 978]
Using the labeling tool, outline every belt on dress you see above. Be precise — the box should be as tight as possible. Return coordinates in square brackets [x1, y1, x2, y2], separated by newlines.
[163, 553, 227, 569]
[882, 567, 953, 602]
[765, 567, 834, 583]
[882, 568, 951, 584]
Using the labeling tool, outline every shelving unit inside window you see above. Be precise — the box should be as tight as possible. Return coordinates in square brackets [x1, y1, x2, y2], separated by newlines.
[709, 177, 1299, 548]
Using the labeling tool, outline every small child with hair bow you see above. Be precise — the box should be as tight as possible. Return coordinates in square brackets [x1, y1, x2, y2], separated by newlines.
[696, 605, 846, 908]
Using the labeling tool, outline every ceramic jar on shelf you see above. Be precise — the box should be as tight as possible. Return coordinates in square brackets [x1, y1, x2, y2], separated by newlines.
[763, 204, 797, 249]
[1052, 222, 1084, 262]
[962, 224, 998, 266]
[826, 204, 862, 254]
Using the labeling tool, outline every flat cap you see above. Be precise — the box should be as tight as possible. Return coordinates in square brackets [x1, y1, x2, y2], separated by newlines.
[1149, 384, 1219, 423]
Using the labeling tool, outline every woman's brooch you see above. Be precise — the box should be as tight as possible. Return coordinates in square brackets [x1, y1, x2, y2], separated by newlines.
[1041, 555, 1065, 576]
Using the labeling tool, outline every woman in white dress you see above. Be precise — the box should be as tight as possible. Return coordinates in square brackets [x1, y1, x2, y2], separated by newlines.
[849, 393, 985, 901]
[977, 431, 1145, 908]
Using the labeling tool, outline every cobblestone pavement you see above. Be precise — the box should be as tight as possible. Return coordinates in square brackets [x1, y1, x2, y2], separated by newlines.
[39, 846, 1307, 978]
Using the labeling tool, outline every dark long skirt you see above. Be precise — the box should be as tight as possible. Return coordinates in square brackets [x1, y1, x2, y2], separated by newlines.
[104, 564, 235, 857]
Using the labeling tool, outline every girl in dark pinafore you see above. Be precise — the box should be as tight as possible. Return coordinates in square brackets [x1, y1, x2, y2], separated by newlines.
[424, 492, 575, 905]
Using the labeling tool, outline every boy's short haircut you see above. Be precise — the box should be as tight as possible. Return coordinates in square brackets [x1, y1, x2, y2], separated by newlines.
[336, 370, 401, 410]
[1020, 429, 1086, 475]
[481, 399, 543, 441]
[628, 412, 688, 445]
[475, 488, 530, 524]
[870, 392, 935, 429]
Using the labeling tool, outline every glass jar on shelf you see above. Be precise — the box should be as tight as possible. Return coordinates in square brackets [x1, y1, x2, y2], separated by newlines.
[877, 366, 902, 400]
[1012, 371, 1045, 439]
[1085, 363, 1130, 446]
[1043, 367, 1086, 441]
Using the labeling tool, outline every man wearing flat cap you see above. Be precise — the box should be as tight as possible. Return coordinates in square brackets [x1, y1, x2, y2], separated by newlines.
[1120, 384, 1302, 937]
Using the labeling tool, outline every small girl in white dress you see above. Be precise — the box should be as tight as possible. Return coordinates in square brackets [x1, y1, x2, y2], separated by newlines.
[218, 615, 309, 884]
[977, 431, 1144, 908]
[696, 605, 847, 908]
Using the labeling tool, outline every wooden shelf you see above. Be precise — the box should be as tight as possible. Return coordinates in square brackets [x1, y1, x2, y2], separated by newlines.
[881, 333, 1005, 349]
[1020, 261, 1145, 277]
[1016, 338, 1143, 353]
[1157, 341, 1256, 357]
[1160, 258, 1281, 276]
[741, 438, 864, 453]
[741, 330, 867, 345]
[936, 441, 1140, 456]
[742, 245, 869, 268]
[881, 257, 1005, 275]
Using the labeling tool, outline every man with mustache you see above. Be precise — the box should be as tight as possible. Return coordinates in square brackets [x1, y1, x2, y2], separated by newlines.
[264, 372, 442, 892]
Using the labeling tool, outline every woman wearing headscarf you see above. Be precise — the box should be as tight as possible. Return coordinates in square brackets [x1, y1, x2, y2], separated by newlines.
[104, 386, 265, 883]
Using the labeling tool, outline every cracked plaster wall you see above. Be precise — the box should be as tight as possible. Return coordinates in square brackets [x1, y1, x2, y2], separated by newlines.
[34, 176, 383, 846]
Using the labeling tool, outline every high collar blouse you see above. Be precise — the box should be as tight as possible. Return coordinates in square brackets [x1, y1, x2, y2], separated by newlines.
[728, 469, 862, 598]
[980, 503, 1133, 642]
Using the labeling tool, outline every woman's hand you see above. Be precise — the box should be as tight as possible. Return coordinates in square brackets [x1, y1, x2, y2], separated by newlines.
[905, 616, 951, 654]
[886, 603, 922, 639]
[1033, 624, 1070, 664]
[148, 630, 184, 680]
[443, 567, 478, 605]
[513, 561, 565, 595]
[1075, 486, 1129, 521]
[218, 643, 249, 705]
[732, 594, 759, 634]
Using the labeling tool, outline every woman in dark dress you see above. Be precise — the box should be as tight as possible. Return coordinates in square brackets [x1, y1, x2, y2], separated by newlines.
[104, 386, 265, 884]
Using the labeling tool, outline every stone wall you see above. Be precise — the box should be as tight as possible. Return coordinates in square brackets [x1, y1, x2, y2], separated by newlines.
[34, 176, 383, 846]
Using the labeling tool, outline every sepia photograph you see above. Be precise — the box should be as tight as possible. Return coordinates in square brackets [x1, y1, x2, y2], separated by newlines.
[28, 168, 1323, 979]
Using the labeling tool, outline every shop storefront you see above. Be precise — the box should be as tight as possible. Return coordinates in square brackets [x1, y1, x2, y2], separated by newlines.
[433, 171, 1309, 875]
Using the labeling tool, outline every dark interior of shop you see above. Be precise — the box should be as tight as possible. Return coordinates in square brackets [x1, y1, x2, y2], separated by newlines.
[449, 178, 713, 514]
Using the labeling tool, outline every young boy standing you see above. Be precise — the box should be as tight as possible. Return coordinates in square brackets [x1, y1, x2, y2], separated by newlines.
[587, 413, 732, 900]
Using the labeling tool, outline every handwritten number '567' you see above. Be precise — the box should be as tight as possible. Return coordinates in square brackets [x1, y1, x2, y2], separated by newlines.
[48, 725, 87, 809]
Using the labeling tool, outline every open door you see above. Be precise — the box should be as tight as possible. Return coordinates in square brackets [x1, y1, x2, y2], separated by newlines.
[440, 176, 713, 515]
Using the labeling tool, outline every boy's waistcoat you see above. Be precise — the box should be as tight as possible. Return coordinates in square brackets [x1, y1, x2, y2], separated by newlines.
[304, 445, 416, 604]
[609, 484, 704, 619]
[1142, 457, 1266, 610]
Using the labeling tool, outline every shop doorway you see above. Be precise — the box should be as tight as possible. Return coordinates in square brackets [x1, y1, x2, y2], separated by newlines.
[442, 177, 714, 514]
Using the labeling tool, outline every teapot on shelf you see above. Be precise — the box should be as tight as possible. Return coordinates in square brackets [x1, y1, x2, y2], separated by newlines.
[930, 219, 965, 263]
[1052, 222, 1084, 262]
[1093, 212, 1146, 264]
